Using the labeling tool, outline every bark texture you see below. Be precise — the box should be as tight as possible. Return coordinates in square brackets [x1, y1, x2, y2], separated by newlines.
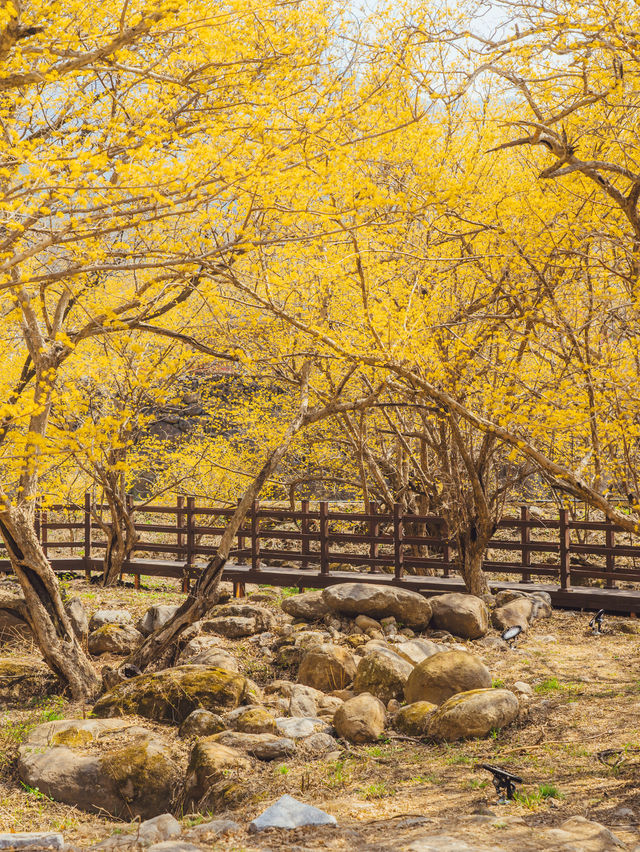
[0, 505, 100, 699]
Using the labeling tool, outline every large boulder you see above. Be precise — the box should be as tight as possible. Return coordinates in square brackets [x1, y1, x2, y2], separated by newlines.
[137, 604, 181, 636]
[0, 660, 57, 703]
[333, 693, 385, 743]
[428, 688, 519, 741]
[202, 604, 275, 638]
[88, 623, 143, 656]
[92, 665, 247, 724]
[353, 650, 413, 703]
[322, 583, 432, 629]
[184, 739, 251, 810]
[491, 598, 533, 633]
[281, 591, 330, 621]
[298, 644, 356, 692]
[404, 651, 491, 705]
[18, 719, 181, 818]
[428, 594, 489, 639]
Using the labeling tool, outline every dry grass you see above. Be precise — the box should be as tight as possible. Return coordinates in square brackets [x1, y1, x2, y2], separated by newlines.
[2, 578, 640, 849]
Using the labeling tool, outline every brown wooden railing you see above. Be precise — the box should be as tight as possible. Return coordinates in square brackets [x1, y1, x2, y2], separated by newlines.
[5, 497, 640, 603]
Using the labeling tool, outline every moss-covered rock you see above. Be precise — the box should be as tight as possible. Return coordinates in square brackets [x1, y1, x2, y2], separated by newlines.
[234, 707, 277, 734]
[18, 718, 181, 818]
[298, 644, 356, 692]
[404, 651, 491, 705]
[184, 738, 251, 810]
[100, 737, 181, 817]
[428, 688, 519, 741]
[393, 701, 437, 736]
[353, 650, 413, 703]
[88, 623, 143, 656]
[92, 665, 247, 724]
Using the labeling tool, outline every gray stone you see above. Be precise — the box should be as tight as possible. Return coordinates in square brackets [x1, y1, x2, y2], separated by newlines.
[353, 649, 413, 703]
[333, 692, 385, 743]
[65, 597, 89, 642]
[322, 583, 432, 629]
[88, 623, 143, 656]
[211, 730, 296, 760]
[184, 819, 240, 839]
[428, 688, 519, 741]
[405, 651, 491, 705]
[249, 794, 337, 832]
[136, 814, 181, 845]
[395, 639, 443, 666]
[137, 604, 180, 636]
[179, 709, 225, 738]
[298, 644, 356, 692]
[299, 732, 339, 755]
[89, 609, 132, 631]
[429, 594, 489, 639]
[18, 719, 180, 819]
[281, 591, 330, 621]
[203, 603, 275, 637]
[491, 598, 533, 632]
[0, 834, 64, 850]
[275, 717, 326, 738]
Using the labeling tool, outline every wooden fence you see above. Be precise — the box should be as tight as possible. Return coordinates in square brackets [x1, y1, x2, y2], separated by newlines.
[7, 496, 640, 611]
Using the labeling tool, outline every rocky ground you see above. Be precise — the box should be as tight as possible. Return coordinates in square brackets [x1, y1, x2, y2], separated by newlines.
[1, 574, 640, 851]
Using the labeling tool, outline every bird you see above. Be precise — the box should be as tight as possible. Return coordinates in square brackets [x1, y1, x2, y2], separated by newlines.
[590, 609, 605, 635]
[502, 624, 523, 647]
[480, 764, 523, 801]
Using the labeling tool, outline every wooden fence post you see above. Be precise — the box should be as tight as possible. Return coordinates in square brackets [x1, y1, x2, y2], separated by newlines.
[559, 508, 571, 590]
[301, 499, 311, 569]
[521, 506, 531, 584]
[606, 516, 615, 589]
[319, 501, 329, 575]
[41, 508, 48, 559]
[251, 499, 261, 572]
[177, 495, 188, 593]
[84, 492, 92, 582]
[442, 520, 452, 578]
[186, 496, 195, 590]
[393, 503, 404, 581]
[369, 502, 379, 573]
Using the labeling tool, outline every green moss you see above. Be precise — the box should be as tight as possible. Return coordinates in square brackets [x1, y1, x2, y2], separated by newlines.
[50, 727, 94, 748]
[235, 707, 276, 734]
[92, 665, 246, 724]
[394, 701, 437, 736]
[101, 740, 174, 805]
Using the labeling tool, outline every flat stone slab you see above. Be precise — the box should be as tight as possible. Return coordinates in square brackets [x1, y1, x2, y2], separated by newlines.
[249, 794, 337, 832]
[0, 834, 64, 849]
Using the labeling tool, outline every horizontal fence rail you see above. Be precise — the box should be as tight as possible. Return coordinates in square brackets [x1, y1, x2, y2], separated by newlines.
[4, 496, 640, 612]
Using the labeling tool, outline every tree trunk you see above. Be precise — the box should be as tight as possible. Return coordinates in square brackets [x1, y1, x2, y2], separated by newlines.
[102, 514, 138, 586]
[459, 532, 491, 597]
[0, 505, 100, 700]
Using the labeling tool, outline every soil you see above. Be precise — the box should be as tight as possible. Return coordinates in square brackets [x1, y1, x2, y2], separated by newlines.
[1, 574, 640, 850]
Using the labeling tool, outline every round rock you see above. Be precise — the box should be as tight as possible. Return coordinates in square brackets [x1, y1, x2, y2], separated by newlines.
[322, 583, 432, 629]
[404, 650, 492, 705]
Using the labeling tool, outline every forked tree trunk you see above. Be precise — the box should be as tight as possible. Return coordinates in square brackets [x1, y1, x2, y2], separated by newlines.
[0, 505, 101, 700]
[102, 513, 138, 586]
